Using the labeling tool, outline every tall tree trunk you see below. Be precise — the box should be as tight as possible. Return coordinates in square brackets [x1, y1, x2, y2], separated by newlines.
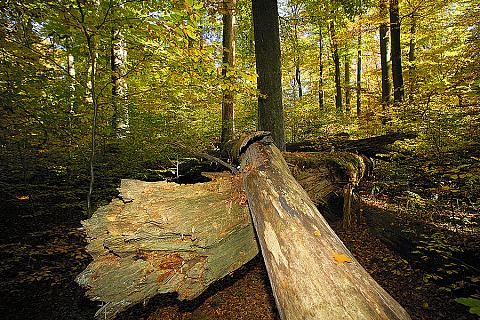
[318, 26, 324, 110]
[86, 52, 97, 104]
[295, 65, 302, 98]
[329, 21, 342, 113]
[344, 53, 351, 114]
[67, 44, 76, 116]
[67, 44, 76, 143]
[380, 0, 390, 107]
[252, 0, 285, 150]
[390, 0, 404, 103]
[356, 32, 362, 116]
[111, 2, 129, 139]
[221, 0, 237, 146]
[293, 22, 302, 98]
[408, 14, 416, 102]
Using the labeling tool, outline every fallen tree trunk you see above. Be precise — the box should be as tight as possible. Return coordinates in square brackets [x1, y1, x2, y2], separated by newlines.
[285, 151, 371, 226]
[76, 173, 258, 319]
[240, 134, 410, 319]
[77, 133, 409, 319]
[286, 132, 416, 157]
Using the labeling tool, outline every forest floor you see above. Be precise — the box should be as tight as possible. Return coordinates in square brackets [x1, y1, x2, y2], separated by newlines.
[0, 147, 479, 320]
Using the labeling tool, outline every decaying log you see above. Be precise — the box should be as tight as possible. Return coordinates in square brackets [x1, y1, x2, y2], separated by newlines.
[76, 173, 258, 319]
[77, 132, 410, 320]
[286, 132, 416, 157]
[240, 134, 411, 320]
[285, 152, 371, 226]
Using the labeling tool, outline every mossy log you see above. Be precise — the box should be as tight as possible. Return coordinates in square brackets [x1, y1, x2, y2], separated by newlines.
[240, 134, 410, 320]
[286, 132, 416, 157]
[285, 151, 371, 226]
[76, 173, 258, 319]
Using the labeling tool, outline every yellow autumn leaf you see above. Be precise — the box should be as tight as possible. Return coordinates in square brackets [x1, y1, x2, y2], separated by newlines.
[313, 230, 321, 237]
[334, 253, 352, 263]
[16, 195, 30, 201]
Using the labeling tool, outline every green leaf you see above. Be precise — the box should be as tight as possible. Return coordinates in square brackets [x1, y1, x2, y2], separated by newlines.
[455, 297, 480, 316]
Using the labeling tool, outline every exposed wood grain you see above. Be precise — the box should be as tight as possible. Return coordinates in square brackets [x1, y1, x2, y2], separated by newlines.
[76, 173, 258, 319]
[240, 136, 411, 320]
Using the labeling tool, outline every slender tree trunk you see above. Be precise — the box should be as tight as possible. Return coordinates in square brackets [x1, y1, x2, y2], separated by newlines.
[380, 0, 390, 107]
[67, 44, 76, 144]
[408, 14, 416, 102]
[252, 0, 285, 150]
[221, 0, 237, 146]
[295, 65, 302, 98]
[111, 2, 129, 139]
[390, 0, 404, 103]
[67, 43, 76, 116]
[356, 32, 362, 116]
[86, 52, 97, 104]
[344, 53, 351, 114]
[329, 21, 342, 113]
[318, 26, 324, 110]
[293, 22, 302, 98]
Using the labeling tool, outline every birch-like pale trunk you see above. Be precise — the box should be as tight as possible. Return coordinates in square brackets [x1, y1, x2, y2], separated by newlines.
[111, 1, 129, 139]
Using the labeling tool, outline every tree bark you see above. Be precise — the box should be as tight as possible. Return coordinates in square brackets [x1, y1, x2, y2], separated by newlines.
[221, 0, 236, 146]
[380, 0, 391, 107]
[252, 0, 285, 150]
[111, 2, 129, 139]
[390, 0, 404, 103]
[77, 132, 412, 320]
[240, 134, 411, 320]
[345, 53, 351, 114]
[318, 26, 325, 110]
[356, 33, 362, 116]
[408, 14, 416, 102]
[329, 21, 343, 113]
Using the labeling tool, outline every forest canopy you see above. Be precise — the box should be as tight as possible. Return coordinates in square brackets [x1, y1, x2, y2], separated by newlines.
[1, 0, 478, 163]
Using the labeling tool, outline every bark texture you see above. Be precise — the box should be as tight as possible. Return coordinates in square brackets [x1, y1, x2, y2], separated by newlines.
[221, 0, 236, 146]
[390, 0, 404, 103]
[252, 0, 285, 150]
[240, 135, 411, 320]
[330, 21, 343, 113]
[111, 1, 129, 138]
[356, 33, 362, 116]
[345, 53, 351, 113]
[380, 0, 390, 106]
[318, 27, 325, 110]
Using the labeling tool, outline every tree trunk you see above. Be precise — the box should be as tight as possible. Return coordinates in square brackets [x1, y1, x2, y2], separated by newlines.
[345, 53, 351, 114]
[329, 21, 342, 113]
[408, 14, 416, 102]
[111, 2, 129, 139]
[252, 0, 285, 150]
[318, 26, 325, 110]
[77, 132, 411, 319]
[67, 50, 76, 115]
[356, 33, 362, 116]
[221, 0, 236, 146]
[380, 0, 391, 107]
[390, 0, 404, 103]
[295, 64, 302, 98]
[77, 173, 259, 319]
[240, 134, 411, 320]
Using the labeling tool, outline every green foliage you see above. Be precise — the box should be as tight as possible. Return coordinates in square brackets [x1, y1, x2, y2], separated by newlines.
[455, 297, 480, 316]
